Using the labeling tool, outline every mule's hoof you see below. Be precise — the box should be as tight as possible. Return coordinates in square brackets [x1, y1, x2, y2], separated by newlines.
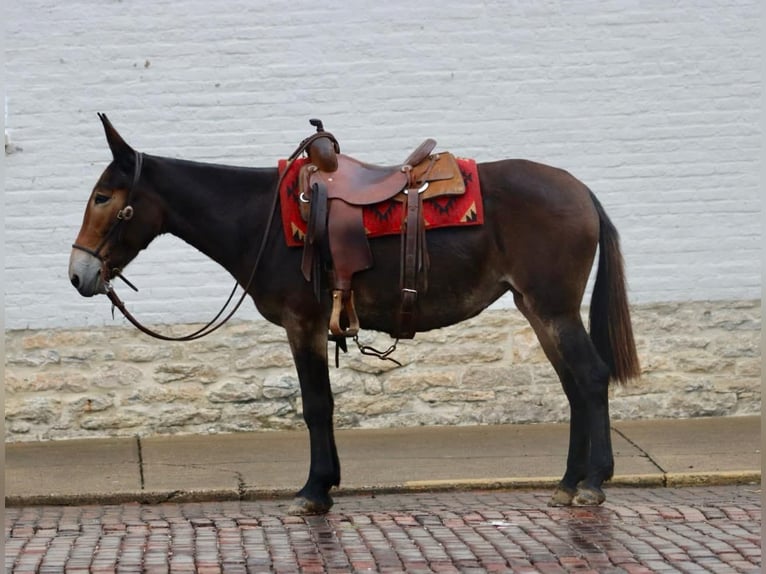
[573, 487, 606, 506]
[287, 496, 333, 516]
[548, 486, 576, 507]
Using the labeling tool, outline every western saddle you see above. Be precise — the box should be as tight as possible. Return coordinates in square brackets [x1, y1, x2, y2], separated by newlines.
[294, 119, 465, 341]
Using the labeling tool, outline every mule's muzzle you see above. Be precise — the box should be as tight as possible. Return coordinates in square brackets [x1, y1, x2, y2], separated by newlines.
[68, 248, 107, 297]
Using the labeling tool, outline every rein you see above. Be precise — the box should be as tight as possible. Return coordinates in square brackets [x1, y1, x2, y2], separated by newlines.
[82, 134, 329, 342]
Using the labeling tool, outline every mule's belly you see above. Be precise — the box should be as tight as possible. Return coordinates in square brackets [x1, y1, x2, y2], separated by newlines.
[349, 229, 509, 335]
[354, 280, 509, 334]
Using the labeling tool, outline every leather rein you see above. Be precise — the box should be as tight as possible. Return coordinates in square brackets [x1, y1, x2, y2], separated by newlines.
[73, 135, 330, 342]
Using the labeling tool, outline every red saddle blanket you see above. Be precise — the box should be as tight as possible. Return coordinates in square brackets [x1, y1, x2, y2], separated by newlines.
[278, 157, 483, 248]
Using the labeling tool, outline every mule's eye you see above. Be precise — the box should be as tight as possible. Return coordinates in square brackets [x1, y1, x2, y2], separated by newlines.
[94, 193, 111, 205]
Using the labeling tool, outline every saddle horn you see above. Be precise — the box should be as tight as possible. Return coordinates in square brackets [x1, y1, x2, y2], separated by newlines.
[309, 118, 325, 132]
[306, 118, 339, 172]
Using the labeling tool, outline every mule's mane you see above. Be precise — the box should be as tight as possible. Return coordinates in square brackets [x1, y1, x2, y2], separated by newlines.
[145, 153, 276, 184]
[150, 153, 268, 173]
[139, 155, 281, 228]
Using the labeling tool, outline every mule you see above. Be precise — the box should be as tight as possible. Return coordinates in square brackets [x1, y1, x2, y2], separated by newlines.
[69, 115, 640, 514]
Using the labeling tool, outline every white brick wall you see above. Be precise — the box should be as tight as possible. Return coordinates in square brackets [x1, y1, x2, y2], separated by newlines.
[5, 0, 761, 330]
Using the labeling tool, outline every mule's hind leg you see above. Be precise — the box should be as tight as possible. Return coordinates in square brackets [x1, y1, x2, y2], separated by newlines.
[515, 294, 612, 505]
[555, 316, 614, 505]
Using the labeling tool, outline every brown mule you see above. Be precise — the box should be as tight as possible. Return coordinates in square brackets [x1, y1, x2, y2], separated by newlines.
[69, 115, 640, 514]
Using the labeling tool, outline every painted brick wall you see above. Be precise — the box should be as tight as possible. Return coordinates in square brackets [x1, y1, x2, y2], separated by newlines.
[5, 0, 762, 330]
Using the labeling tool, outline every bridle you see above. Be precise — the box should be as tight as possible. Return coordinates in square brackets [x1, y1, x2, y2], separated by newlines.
[74, 130, 334, 342]
[71, 151, 143, 290]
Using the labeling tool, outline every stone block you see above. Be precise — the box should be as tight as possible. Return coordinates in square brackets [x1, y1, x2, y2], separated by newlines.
[383, 370, 458, 394]
[154, 363, 218, 384]
[461, 365, 534, 389]
[735, 358, 761, 378]
[5, 372, 90, 393]
[69, 396, 115, 413]
[80, 410, 144, 430]
[138, 406, 222, 429]
[234, 344, 295, 370]
[92, 365, 144, 389]
[6, 397, 63, 424]
[118, 344, 175, 363]
[207, 379, 263, 403]
[262, 375, 299, 399]
[6, 349, 61, 367]
[411, 344, 505, 366]
[340, 395, 410, 417]
[419, 389, 495, 403]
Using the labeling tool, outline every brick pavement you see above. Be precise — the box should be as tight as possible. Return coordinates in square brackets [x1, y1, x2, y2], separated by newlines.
[5, 485, 761, 573]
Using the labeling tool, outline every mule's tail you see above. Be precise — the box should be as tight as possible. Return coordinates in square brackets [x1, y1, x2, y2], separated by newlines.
[588, 191, 641, 383]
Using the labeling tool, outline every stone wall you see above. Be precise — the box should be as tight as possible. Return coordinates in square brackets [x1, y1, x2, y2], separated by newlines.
[5, 300, 760, 442]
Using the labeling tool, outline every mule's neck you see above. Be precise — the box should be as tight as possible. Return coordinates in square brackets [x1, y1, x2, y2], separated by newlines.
[143, 154, 280, 277]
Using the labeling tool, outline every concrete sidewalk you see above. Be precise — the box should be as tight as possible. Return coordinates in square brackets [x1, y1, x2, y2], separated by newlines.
[5, 416, 760, 506]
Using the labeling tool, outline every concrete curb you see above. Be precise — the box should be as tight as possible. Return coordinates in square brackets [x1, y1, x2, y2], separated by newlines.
[665, 470, 761, 487]
[6, 470, 759, 508]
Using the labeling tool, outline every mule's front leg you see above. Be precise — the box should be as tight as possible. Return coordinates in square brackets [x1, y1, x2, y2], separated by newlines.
[286, 326, 340, 515]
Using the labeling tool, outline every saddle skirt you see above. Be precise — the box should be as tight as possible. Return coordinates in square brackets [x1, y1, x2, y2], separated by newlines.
[278, 156, 483, 248]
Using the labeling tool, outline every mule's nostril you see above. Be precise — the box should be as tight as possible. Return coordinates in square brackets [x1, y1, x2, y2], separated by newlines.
[71, 274, 80, 288]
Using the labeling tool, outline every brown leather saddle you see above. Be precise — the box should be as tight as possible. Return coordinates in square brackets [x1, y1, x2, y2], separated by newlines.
[296, 120, 465, 340]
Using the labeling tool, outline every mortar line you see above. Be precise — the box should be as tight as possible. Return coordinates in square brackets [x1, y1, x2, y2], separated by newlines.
[613, 427, 668, 484]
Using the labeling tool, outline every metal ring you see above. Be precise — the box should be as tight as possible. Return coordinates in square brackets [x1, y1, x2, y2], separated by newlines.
[117, 205, 134, 220]
[402, 182, 429, 195]
[299, 192, 310, 203]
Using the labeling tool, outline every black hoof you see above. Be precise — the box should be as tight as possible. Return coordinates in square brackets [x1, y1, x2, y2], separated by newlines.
[548, 485, 577, 507]
[573, 486, 606, 506]
[287, 495, 333, 515]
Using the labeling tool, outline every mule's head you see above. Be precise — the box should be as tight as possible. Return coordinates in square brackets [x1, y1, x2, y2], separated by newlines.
[69, 114, 164, 297]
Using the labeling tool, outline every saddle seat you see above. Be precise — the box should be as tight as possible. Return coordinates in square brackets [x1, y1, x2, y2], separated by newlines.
[297, 125, 465, 340]
[300, 137, 442, 207]
[318, 155, 410, 205]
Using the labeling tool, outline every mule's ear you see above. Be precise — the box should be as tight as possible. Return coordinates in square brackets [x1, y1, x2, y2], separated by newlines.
[98, 113, 135, 174]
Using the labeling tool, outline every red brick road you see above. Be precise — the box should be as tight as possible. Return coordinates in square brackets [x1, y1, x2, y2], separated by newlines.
[5, 485, 760, 573]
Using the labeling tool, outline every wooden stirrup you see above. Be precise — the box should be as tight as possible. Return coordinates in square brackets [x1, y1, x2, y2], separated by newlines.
[330, 289, 360, 337]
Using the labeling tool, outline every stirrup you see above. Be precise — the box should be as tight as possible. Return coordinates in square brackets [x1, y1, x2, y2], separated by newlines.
[329, 289, 360, 337]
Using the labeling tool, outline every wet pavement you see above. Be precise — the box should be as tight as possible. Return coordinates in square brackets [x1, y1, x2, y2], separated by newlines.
[5, 485, 761, 573]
